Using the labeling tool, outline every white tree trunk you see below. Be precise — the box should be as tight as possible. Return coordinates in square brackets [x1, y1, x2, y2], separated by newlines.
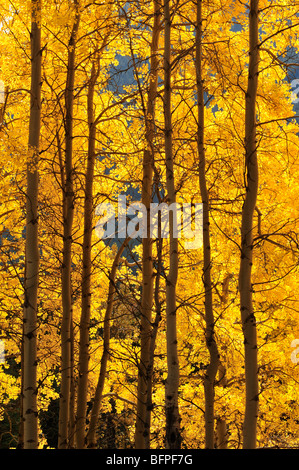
[196, 0, 219, 449]
[87, 237, 130, 448]
[135, 0, 161, 450]
[75, 62, 98, 449]
[164, 0, 181, 449]
[23, 0, 41, 449]
[239, 0, 260, 450]
[58, 2, 80, 448]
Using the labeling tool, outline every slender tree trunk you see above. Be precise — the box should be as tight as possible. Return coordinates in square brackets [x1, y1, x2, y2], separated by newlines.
[163, 0, 181, 449]
[58, 2, 80, 449]
[68, 311, 76, 448]
[18, 325, 25, 448]
[216, 417, 228, 449]
[86, 237, 130, 448]
[135, 0, 161, 450]
[145, 214, 163, 449]
[215, 364, 228, 449]
[239, 0, 259, 449]
[214, 276, 232, 449]
[75, 62, 98, 449]
[195, 0, 219, 449]
[23, 0, 41, 449]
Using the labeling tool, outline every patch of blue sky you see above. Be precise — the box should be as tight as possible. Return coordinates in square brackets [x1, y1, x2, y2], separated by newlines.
[231, 21, 243, 33]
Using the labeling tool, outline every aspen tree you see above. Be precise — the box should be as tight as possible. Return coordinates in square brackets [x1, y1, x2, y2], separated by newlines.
[1, 0, 299, 451]
[69, 310, 76, 448]
[75, 21, 112, 445]
[58, 0, 80, 449]
[195, 0, 219, 449]
[86, 237, 130, 448]
[23, 0, 42, 449]
[135, 0, 161, 450]
[163, 0, 181, 449]
[145, 211, 163, 449]
[239, 0, 259, 449]
[215, 364, 228, 449]
[75, 61, 99, 449]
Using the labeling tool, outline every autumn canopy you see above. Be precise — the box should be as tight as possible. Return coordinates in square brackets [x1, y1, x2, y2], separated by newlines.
[0, 0, 298, 450]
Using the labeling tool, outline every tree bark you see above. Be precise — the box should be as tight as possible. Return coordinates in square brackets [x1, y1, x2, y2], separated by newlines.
[195, 0, 219, 449]
[86, 237, 130, 448]
[239, 0, 260, 450]
[58, 1, 80, 449]
[135, 0, 161, 450]
[69, 310, 76, 448]
[75, 62, 98, 449]
[163, 0, 181, 449]
[23, 0, 41, 449]
[18, 331, 24, 448]
[145, 213, 163, 449]
[215, 364, 228, 449]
